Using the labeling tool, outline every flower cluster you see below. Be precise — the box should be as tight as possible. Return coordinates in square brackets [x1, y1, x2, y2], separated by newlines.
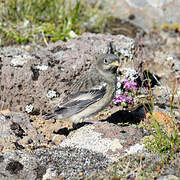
[123, 80, 138, 91]
[112, 80, 138, 107]
[112, 93, 133, 105]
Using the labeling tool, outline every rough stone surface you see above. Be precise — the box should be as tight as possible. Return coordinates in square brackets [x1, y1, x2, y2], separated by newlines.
[139, 31, 180, 108]
[0, 112, 44, 152]
[60, 122, 144, 160]
[0, 150, 38, 180]
[0, 33, 143, 116]
[0, 147, 111, 180]
[34, 147, 111, 180]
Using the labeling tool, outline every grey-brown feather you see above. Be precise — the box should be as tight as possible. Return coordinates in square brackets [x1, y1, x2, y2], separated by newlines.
[53, 87, 106, 118]
[43, 54, 119, 122]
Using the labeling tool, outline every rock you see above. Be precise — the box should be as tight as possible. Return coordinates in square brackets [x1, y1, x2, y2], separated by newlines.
[0, 33, 144, 115]
[0, 112, 47, 152]
[60, 122, 144, 160]
[0, 150, 38, 180]
[0, 147, 111, 180]
[52, 134, 66, 145]
[107, 0, 180, 32]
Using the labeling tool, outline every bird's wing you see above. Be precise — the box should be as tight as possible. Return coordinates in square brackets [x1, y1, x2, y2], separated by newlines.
[54, 86, 106, 118]
[70, 69, 106, 94]
[58, 69, 107, 106]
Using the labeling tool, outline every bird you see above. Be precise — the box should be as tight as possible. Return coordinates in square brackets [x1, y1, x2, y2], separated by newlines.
[43, 54, 120, 124]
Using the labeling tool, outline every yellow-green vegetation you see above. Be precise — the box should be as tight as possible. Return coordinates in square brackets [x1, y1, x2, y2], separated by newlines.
[110, 71, 179, 179]
[142, 71, 179, 162]
[0, 0, 109, 46]
[110, 153, 179, 180]
[161, 23, 180, 32]
[143, 111, 179, 162]
[111, 155, 164, 180]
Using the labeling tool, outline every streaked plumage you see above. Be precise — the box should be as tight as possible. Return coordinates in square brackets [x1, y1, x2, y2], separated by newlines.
[43, 54, 119, 123]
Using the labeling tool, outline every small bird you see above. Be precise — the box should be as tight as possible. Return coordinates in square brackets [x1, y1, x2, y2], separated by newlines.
[44, 54, 120, 123]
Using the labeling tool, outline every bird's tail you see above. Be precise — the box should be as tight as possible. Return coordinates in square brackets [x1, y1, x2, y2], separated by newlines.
[42, 113, 56, 120]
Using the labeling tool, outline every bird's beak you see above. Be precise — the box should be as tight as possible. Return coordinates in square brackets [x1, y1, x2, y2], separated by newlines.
[111, 62, 119, 66]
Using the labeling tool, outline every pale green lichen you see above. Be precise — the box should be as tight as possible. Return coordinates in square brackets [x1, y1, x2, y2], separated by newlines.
[10, 55, 32, 67]
[25, 104, 34, 113]
[46, 90, 58, 99]
[35, 65, 48, 71]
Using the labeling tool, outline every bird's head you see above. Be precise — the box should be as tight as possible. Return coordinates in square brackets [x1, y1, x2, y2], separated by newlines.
[96, 54, 120, 76]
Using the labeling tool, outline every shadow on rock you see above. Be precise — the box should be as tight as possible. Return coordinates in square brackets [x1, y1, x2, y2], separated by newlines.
[55, 122, 92, 136]
[103, 106, 145, 125]
[55, 106, 145, 136]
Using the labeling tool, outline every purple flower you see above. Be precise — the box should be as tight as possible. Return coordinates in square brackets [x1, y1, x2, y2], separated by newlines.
[124, 91, 129, 96]
[124, 80, 138, 91]
[124, 80, 131, 89]
[130, 178, 135, 180]
[112, 94, 133, 105]
[112, 79, 138, 106]
[126, 96, 133, 103]
[174, 146, 177, 153]
[109, 104, 113, 108]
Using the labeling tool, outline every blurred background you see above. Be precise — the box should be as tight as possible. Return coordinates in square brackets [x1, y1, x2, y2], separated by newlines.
[0, 0, 180, 46]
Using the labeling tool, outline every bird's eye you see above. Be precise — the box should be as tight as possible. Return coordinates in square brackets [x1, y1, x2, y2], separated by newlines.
[104, 58, 108, 64]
